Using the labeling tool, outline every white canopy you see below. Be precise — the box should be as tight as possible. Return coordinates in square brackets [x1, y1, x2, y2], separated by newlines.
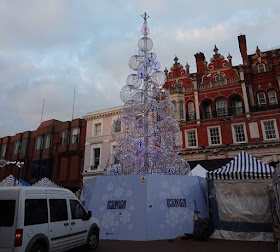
[189, 164, 207, 178]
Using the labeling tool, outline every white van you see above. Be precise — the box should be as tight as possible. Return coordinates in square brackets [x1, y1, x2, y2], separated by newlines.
[0, 186, 99, 252]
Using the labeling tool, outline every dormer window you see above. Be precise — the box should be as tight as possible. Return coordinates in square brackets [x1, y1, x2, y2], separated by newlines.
[215, 74, 225, 82]
[257, 92, 266, 106]
[257, 63, 265, 73]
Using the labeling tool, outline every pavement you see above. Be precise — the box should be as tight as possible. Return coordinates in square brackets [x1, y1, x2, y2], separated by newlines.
[73, 239, 278, 252]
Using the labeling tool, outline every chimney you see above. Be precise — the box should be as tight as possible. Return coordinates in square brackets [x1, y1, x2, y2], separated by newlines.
[195, 52, 206, 75]
[238, 35, 248, 65]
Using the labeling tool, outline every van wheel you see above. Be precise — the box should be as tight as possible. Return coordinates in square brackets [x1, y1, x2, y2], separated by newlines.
[30, 243, 46, 252]
[86, 229, 99, 250]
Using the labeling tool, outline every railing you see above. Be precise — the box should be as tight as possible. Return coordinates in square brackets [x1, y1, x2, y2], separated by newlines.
[198, 77, 240, 91]
[200, 106, 245, 120]
[250, 103, 280, 112]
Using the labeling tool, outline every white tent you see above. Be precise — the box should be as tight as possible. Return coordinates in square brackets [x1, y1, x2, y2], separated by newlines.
[189, 164, 207, 178]
[32, 177, 60, 187]
[0, 174, 21, 187]
[207, 151, 274, 241]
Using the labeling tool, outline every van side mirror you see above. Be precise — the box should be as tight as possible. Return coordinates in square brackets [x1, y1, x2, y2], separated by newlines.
[87, 211, 92, 218]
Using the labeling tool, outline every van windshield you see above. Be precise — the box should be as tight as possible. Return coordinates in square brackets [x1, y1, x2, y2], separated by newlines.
[0, 200, 15, 227]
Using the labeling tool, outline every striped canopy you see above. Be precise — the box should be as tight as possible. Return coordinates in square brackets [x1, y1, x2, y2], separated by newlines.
[207, 151, 274, 180]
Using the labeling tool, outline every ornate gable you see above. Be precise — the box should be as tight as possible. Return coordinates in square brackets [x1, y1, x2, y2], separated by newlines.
[163, 56, 194, 91]
[166, 55, 187, 78]
[200, 45, 240, 86]
[251, 46, 268, 73]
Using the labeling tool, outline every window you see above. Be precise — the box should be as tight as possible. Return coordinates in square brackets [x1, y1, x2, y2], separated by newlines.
[179, 101, 184, 120]
[216, 99, 228, 117]
[44, 133, 52, 149]
[202, 101, 213, 119]
[112, 145, 119, 164]
[261, 120, 279, 140]
[0, 200, 15, 227]
[257, 63, 265, 73]
[208, 127, 221, 145]
[49, 199, 68, 222]
[215, 74, 225, 82]
[91, 148, 100, 170]
[230, 96, 243, 115]
[257, 92, 266, 106]
[186, 130, 197, 147]
[94, 123, 101, 136]
[24, 199, 48, 226]
[268, 90, 278, 105]
[0, 143, 7, 157]
[114, 120, 121, 133]
[35, 135, 43, 150]
[61, 130, 69, 146]
[71, 127, 80, 144]
[21, 139, 28, 154]
[232, 124, 247, 143]
[70, 200, 87, 220]
[13, 140, 20, 155]
[188, 102, 195, 120]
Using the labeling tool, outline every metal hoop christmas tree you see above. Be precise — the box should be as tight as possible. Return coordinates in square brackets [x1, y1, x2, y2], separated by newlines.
[107, 13, 190, 175]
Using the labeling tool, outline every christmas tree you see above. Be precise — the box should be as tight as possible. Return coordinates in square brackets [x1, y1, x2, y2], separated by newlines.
[107, 13, 189, 175]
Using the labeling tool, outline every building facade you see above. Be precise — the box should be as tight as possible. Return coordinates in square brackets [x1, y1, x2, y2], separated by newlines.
[82, 106, 122, 181]
[0, 118, 86, 191]
[163, 35, 280, 170]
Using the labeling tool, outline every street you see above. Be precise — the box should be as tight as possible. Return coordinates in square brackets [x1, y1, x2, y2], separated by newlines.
[72, 239, 277, 252]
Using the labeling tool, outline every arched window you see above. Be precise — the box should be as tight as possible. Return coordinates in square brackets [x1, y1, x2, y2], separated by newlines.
[187, 102, 195, 120]
[257, 92, 266, 106]
[202, 101, 213, 119]
[268, 90, 278, 105]
[216, 98, 228, 117]
[230, 96, 243, 115]
[179, 101, 184, 120]
[215, 74, 225, 82]
[257, 63, 265, 73]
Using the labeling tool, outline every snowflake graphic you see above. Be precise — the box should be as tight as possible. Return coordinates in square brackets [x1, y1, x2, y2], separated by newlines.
[114, 187, 124, 197]
[165, 209, 180, 228]
[161, 180, 169, 190]
[129, 204, 135, 211]
[120, 210, 131, 224]
[102, 194, 109, 201]
[106, 183, 114, 191]
[101, 212, 116, 229]
[126, 189, 133, 197]
[160, 203, 165, 210]
[159, 191, 167, 199]
[171, 186, 180, 196]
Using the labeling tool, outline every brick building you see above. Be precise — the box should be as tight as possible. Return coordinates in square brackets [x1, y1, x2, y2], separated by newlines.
[163, 34, 280, 170]
[0, 118, 86, 191]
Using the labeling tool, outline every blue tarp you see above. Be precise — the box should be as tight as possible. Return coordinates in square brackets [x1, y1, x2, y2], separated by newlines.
[81, 174, 207, 241]
[18, 179, 30, 186]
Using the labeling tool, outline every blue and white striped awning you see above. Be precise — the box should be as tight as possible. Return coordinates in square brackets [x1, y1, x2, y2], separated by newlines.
[207, 151, 274, 180]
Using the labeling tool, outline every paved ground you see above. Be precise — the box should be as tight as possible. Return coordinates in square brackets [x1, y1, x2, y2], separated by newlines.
[73, 239, 278, 252]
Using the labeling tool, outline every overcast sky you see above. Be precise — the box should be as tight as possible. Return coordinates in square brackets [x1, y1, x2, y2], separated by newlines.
[1, 0, 280, 137]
